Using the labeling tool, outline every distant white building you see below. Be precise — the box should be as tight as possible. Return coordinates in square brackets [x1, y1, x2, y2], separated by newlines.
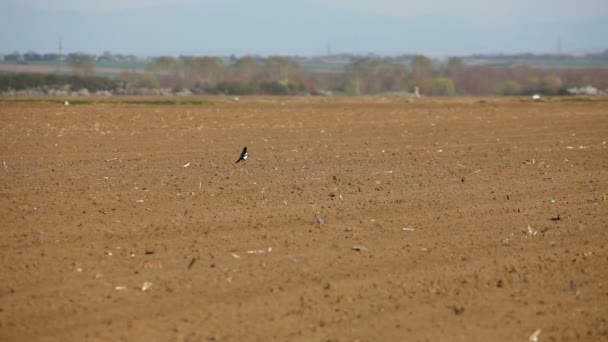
[567, 86, 603, 96]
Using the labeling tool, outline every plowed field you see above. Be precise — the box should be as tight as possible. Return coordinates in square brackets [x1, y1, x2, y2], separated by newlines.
[1, 97, 607, 341]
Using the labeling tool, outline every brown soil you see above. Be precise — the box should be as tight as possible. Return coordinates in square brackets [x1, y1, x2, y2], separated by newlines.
[1, 97, 607, 341]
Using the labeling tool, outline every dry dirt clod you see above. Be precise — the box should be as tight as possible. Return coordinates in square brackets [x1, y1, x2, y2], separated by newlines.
[449, 305, 465, 315]
[141, 282, 152, 292]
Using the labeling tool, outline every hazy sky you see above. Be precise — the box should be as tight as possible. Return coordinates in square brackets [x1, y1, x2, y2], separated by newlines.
[2, 0, 607, 56]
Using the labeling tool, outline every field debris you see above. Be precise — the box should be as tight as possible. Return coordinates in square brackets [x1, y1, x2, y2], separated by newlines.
[114, 286, 127, 291]
[550, 214, 561, 221]
[141, 282, 153, 292]
[315, 214, 325, 225]
[183, 162, 191, 168]
[352, 245, 368, 252]
[187, 257, 197, 269]
[529, 328, 542, 342]
[402, 227, 416, 231]
[247, 247, 273, 254]
[570, 280, 581, 297]
[524, 224, 539, 237]
[230, 252, 241, 259]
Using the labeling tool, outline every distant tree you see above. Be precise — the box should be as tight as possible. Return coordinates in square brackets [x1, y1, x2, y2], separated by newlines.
[179, 56, 224, 88]
[99, 51, 114, 62]
[345, 58, 408, 94]
[5, 51, 24, 62]
[24, 50, 41, 61]
[148, 56, 180, 88]
[307, 70, 344, 94]
[540, 74, 563, 94]
[498, 81, 522, 96]
[258, 80, 308, 95]
[424, 77, 456, 96]
[71, 55, 95, 76]
[262, 56, 300, 82]
[233, 56, 260, 80]
[196, 56, 223, 78]
[411, 55, 433, 85]
[120, 72, 160, 90]
[446, 57, 464, 77]
[150, 56, 178, 74]
[260, 81, 291, 95]
[345, 76, 361, 95]
[216, 81, 253, 95]
[522, 76, 541, 94]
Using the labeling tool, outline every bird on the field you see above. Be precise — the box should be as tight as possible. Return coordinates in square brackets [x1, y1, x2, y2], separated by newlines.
[235, 147, 248, 163]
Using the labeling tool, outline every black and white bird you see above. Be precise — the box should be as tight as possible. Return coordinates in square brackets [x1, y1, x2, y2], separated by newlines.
[235, 147, 248, 163]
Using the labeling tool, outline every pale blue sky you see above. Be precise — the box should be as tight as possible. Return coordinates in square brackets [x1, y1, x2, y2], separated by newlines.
[1, 0, 607, 56]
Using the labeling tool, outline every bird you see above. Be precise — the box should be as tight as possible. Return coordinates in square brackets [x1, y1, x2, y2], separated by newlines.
[235, 147, 248, 163]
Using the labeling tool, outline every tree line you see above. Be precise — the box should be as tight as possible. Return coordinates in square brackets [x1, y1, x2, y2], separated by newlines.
[143, 54, 608, 96]
[2, 54, 608, 96]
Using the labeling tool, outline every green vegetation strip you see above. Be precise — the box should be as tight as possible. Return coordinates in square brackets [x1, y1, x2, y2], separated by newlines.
[0, 99, 212, 105]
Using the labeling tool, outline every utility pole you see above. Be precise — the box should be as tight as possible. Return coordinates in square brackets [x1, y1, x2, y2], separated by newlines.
[57, 35, 63, 72]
